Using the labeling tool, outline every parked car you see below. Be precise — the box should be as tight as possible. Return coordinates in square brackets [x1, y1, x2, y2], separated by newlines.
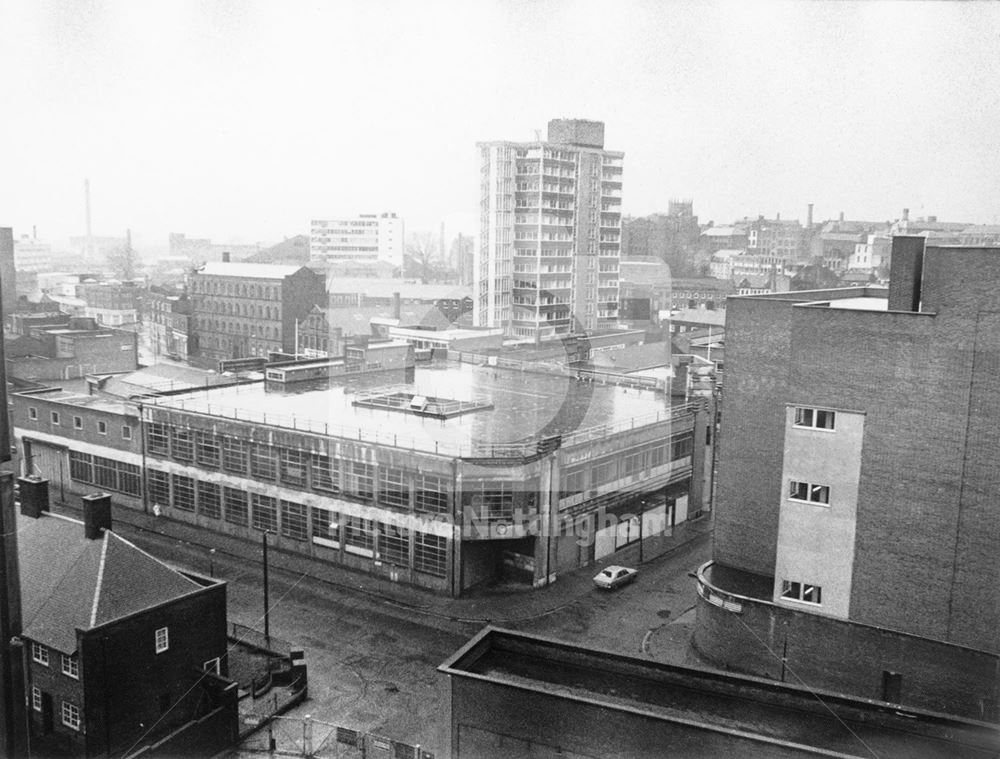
[593, 565, 638, 590]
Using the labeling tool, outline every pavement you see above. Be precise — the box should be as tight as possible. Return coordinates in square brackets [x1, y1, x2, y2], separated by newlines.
[44, 496, 714, 633]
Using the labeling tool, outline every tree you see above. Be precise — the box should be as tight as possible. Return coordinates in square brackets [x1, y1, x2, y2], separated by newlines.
[404, 232, 440, 283]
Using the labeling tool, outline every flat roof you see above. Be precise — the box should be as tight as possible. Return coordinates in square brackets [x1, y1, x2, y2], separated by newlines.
[19, 389, 134, 416]
[799, 296, 889, 312]
[441, 628, 998, 759]
[149, 358, 676, 455]
[195, 262, 304, 279]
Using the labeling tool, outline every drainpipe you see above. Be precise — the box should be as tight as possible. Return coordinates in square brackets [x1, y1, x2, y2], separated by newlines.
[137, 401, 148, 513]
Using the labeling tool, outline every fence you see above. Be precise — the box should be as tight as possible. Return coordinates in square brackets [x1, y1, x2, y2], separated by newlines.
[144, 395, 700, 459]
[240, 715, 433, 759]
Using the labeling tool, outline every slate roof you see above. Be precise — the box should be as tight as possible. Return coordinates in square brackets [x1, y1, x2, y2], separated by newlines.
[18, 513, 202, 653]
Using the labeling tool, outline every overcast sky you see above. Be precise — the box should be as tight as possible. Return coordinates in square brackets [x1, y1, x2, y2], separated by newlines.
[3, 0, 999, 252]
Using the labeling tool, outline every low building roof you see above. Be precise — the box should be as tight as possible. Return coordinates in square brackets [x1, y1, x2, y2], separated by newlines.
[18, 513, 203, 653]
[195, 262, 306, 279]
[702, 226, 745, 237]
[326, 277, 472, 301]
[327, 304, 453, 334]
[668, 308, 727, 327]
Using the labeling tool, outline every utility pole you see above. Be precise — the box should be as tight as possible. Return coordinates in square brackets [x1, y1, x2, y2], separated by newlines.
[262, 531, 270, 647]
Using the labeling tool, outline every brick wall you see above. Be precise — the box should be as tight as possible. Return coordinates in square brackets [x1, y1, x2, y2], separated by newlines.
[713, 297, 795, 575]
[81, 583, 229, 757]
[694, 587, 998, 722]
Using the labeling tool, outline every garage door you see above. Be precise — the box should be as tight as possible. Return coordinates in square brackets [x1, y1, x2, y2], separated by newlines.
[674, 494, 689, 524]
[594, 523, 616, 560]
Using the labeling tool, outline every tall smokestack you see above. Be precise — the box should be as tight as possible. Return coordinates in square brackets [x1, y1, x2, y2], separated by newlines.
[903, 208, 910, 221]
[807, 203, 814, 228]
[839, 211, 845, 222]
[32, 226, 36, 241]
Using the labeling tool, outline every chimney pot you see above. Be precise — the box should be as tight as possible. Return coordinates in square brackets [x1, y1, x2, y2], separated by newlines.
[82, 493, 112, 539]
[903, 208, 910, 221]
[18, 477, 49, 518]
[222, 251, 231, 263]
[839, 211, 845, 222]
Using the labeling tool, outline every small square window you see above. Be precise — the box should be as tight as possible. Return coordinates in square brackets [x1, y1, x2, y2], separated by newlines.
[789, 480, 830, 505]
[794, 406, 835, 430]
[781, 580, 801, 599]
[61, 653, 79, 680]
[31, 642, 49, 666]
[31, 687, 41, 712]
[122, 425, 132, 440]
[73, 416, 83, 430]
[28, 407, 38, 420]
[781, 578, 823, 605]
[50, 412, 60, 426]
[98, 421, 108, 435]
[155, 627, 169, 654]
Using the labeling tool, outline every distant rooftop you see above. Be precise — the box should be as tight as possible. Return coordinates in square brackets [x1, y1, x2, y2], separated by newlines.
[669, 308, 727, 327]
[326, 277, 471, 300]
[148, 357, 675, 456]
[195, 262, 306, 279]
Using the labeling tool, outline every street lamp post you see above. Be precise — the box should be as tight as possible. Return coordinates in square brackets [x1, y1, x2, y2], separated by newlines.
[261, 531, 270, 647]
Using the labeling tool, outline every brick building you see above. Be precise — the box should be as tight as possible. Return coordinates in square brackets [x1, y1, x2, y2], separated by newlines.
[13, 352, 706, 596]
[77, 281, 140, 329]
[325, 278, 472, 324]
[744, 215, 804, 260]
[189, 262, 326, 364]
[621, 203, 702, 278]
[694, 237, 1000, 721]
[147, 286, 193, 361]
[5, 316, 138, 381]
[667, 278, 733, 311]
[16, 488, 236, 757]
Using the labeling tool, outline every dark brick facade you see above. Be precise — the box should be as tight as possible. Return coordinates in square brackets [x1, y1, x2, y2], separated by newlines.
[694, 569, 998, 721]
[706, 240, 1000, 718]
